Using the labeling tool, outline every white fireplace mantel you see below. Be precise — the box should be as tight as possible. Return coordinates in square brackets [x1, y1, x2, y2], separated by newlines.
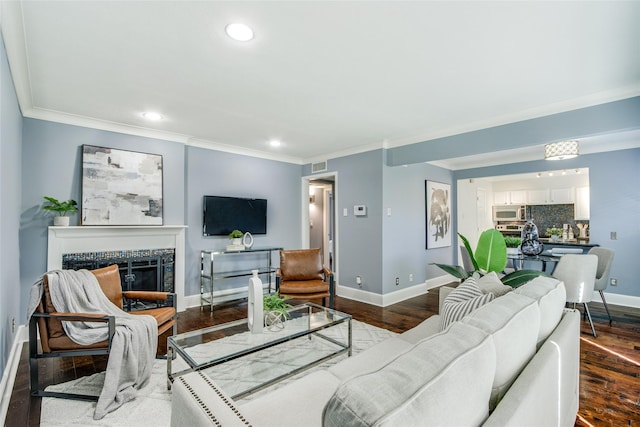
[47, 225, 187, 311]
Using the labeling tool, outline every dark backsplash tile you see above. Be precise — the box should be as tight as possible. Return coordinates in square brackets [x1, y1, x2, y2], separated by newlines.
[526, 204, 590, 237]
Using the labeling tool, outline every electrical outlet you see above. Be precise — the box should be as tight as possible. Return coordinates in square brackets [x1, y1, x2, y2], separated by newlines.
[610, 231, 617, 240]
[409, 274, 414, 282]
[11, 317, 15, 333]
[356, 276, 362, 287]
[395, 277, 400, 286]
[610, 278, 617, 286]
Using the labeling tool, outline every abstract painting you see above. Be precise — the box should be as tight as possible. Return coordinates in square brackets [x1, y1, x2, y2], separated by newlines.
[82, 145, 163, 225]
[425, 180, 451, 249]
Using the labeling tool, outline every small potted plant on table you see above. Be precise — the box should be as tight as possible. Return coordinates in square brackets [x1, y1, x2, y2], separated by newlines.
[263, 293, 292, 331]
[504, 236, 522, 255]
[226, 229, 245, 251]
[42, 196, 78, 226]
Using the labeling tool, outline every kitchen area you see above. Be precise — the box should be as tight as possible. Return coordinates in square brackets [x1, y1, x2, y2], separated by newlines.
[457, 167, 597, 272]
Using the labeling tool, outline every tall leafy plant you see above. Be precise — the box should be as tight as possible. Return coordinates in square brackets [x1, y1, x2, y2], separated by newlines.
[434, 229, 549, 288]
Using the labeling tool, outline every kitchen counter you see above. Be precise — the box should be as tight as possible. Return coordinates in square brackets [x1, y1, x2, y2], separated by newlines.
[538, 238, 597, 247]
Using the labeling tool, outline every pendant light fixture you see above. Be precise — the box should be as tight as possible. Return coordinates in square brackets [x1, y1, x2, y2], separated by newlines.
[544, 140, 579, 160]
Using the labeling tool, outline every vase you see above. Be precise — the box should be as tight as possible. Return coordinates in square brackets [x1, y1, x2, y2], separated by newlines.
[247, 270, 263, 334]
[264, 311, 285, 331]
[551, 235, 559, 243]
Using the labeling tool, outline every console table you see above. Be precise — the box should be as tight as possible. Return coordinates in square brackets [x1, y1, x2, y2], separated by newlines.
[200, 247, 282, 311]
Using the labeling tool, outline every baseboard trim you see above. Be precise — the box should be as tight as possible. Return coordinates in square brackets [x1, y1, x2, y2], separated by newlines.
[592, 291, 640, 309]
[0, 325, 28, 425]
[336, 274, 457, 307]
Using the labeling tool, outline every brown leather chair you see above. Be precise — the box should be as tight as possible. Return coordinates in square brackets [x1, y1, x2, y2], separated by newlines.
[276, 248, 335, 308]
[29, 264, 177, 401]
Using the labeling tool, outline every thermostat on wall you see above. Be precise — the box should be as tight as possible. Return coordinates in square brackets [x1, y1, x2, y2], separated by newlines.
[354, 205, 367, 216]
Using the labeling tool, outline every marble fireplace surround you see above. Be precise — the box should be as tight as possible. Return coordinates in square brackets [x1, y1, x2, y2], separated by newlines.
[47, 225, 187, 311]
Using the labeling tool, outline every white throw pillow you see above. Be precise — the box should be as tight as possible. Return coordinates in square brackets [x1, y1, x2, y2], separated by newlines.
[477, 271, 513, 297]
[439, 278, 495, 331]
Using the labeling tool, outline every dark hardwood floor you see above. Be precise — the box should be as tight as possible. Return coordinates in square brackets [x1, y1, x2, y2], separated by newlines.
[5, 287, 640, 426]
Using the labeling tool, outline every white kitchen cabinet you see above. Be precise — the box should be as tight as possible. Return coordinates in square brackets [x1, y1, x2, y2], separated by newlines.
[527, 189, 549, 204]
[550, 187, 575, 204]
[494, 190, 527, 205]
[527, 187, 575, 205]
[509, 190, 527, 204]
[494, 191, 510, 205]
[575, 186, 590, 220]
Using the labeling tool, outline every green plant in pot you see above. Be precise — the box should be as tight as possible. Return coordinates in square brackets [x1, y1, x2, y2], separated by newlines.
[546, 227, 563, 242]
[433, 229, 549, 288]
[42, 196, 78, 226]
[263, 292, 292, 331]
[504, 236, 521, 255]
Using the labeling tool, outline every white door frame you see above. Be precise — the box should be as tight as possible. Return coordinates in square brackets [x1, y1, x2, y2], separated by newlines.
[301, 172, 339, 285]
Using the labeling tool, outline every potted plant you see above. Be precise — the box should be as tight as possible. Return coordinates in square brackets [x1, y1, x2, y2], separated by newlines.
[263, 292, 292, 331]
[42, 196, 78, 226]
[504, 236, 521, 255]
[228, 229, 244, 245]
[546, 227, 563, 242]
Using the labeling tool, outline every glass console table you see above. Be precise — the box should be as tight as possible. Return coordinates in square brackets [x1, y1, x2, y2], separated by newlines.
[200, 247, 282, 310]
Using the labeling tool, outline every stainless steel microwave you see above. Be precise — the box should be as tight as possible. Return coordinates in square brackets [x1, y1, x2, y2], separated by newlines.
[493, 205, 525, 221]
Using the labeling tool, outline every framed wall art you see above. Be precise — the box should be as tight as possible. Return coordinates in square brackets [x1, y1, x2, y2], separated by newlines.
[82, 145, 163, 225]
[425, 180, 452, 249]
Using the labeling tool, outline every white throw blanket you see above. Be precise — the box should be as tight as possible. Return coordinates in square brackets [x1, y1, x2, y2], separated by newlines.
[28, 269, 157, 420]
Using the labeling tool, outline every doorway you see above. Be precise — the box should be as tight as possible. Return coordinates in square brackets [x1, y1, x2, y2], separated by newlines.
[302, 173, 337, 276]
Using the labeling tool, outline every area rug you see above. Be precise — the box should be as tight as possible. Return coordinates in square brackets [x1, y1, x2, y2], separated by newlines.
[40, 319, 397, 426]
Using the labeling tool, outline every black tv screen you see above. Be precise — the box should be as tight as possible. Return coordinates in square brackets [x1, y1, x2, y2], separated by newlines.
[203, 196, 267, 236]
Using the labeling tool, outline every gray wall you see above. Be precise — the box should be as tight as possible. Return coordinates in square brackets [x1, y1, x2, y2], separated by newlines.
[454, 148, 640, 298]
[304, 150, 385, 294]
[20, 119, 186, 322]
[184, 146, 302, 296]
[382, 162, 454, 293]
[0, 34, 23, 380]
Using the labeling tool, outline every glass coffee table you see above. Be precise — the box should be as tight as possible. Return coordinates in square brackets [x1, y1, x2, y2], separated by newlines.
[167, 302, 352, 399]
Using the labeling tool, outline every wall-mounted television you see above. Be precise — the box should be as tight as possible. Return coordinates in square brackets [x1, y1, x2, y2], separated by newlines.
[203, 195, 267, 236]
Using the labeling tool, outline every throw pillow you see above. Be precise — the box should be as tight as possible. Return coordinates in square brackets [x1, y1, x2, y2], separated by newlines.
[477, 271, 513, 298]
[439, 278, 494, 331]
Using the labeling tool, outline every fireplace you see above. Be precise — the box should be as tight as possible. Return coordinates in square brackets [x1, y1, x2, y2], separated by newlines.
[47, 225, 186, 311]
[62, 248, 175, 308]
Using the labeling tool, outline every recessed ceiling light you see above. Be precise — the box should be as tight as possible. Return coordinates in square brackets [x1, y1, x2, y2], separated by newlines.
[269, 140, 281, 147]
[142, 112, 163, 121]
[225, 23, 254, 42]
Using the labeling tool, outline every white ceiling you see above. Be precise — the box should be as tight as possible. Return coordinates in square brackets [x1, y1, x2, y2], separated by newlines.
[2, 1, 640, 166]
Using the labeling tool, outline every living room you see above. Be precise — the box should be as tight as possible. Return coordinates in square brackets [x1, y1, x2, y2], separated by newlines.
[1, 1, 640, 425]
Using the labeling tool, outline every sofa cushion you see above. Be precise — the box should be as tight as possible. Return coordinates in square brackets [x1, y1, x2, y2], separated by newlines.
[461, 292, 540, 411]
[322, 322, 496, 427]
[477, 271, 513, 297]
[329, 336, 413, 381]
[514, 276, 566, 345]
[398, 315, 441, 344]
[240, 370, 340, 427]
[440, 278, 495, 331]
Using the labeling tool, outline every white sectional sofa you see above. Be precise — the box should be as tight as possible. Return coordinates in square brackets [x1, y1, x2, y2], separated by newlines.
[171, 276, 580, 426]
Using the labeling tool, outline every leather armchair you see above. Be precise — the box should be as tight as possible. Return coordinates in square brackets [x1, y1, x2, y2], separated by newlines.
[30, 264, 177, 400]
[276, 248, 335, 308]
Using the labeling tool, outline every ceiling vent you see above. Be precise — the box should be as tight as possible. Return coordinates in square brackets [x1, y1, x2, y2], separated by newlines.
[311, 161, 328, 173]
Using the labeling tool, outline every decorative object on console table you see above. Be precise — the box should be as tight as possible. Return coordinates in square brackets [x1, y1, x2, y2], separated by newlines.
[227, 229, 245, 251]
[425, 180, 452, 249]
[243, 231, 254, 249]
[247, 270, 264, 334]
[42, 196, 78, 226]
[81, 145, 163, 225]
